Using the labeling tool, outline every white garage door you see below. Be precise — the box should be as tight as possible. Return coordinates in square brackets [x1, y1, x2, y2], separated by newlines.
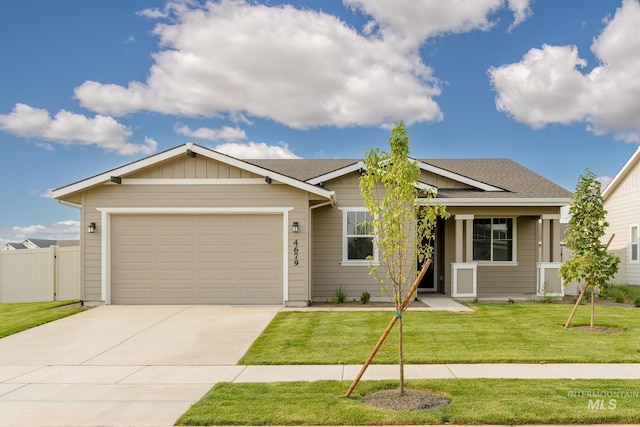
[110, 214, 283, 304]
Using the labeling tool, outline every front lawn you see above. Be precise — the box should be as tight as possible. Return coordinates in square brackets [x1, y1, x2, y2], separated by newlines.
[0, 300, 84, 338]
[177, 379, 640, 425]
[240, 303, 640, 364]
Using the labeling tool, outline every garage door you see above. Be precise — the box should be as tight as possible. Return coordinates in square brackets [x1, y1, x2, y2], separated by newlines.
[110, 214, 283, 304]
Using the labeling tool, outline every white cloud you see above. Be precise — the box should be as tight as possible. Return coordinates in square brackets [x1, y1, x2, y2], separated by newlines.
[0, 220, 80, 246]
[136, 7, 169, 19]
[490, 0, 640, 142]
[344, 0, 531, 46]
[174, 124, 247, 142]
[0, 103, 157, 155]
[40, 189, 53, 198]
[599, 175, 614, 190]
[75, 0, 443, 129]
[212, 141, 301, 159]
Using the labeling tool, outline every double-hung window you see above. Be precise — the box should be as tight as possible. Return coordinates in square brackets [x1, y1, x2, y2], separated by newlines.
[342, 208, 377, 265]
[631, 225, 639, 263]
[473, 217, 515, 263]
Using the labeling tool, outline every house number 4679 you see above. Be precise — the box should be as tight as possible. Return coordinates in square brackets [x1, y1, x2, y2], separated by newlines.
[293, 240, 299, 266]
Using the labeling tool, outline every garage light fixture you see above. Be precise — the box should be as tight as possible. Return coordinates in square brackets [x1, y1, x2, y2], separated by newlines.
[88, 222, 96, 234]
[265, 176, 272, 184]
[110, 176, 122, 184]
[292, 221, 299, 233]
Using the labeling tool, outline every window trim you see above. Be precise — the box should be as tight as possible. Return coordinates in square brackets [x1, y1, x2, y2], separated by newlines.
[339, 207, 379, 266]
[472, 217, 518, 265]
[631, 224, 639, 263]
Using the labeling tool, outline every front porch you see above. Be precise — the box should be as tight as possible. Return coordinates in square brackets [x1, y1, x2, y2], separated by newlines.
[423, 211, 566, 298]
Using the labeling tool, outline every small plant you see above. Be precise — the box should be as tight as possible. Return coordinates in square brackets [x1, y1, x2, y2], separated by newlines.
[539, 282, 558, 304]
[360, 291, 371, 304]
[331, 286, 348, 304]
[507, 297, 515, 304]
[634, 296, 640, 308]
[472, 297, 479, 303]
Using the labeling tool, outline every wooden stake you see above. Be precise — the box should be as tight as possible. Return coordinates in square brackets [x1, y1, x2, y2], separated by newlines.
[344, 259, 432, 398]
[564, 234, 614, 328]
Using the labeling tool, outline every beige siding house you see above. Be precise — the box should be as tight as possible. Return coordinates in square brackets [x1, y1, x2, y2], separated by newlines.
[602, 146, 640, 285]
[53, 142, 571, 306]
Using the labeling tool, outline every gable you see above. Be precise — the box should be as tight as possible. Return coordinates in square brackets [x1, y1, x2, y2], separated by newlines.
[52, 143, 335, 204]
[128, 156, 262, 180]
[603, 146, 640, 201]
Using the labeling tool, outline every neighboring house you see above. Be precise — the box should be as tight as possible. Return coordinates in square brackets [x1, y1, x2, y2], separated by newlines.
[22, 239, 79, 249]
[602, 146, 640, 285]
[52, 142, 571, 306]
[0, 239, 79, 251]
[0, 242, 28, 251]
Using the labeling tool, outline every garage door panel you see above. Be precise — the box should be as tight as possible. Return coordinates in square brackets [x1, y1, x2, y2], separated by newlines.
[111, 214, 282, 304]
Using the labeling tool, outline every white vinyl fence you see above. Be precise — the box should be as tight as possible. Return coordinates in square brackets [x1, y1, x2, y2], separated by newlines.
[0, 246, 81, 303]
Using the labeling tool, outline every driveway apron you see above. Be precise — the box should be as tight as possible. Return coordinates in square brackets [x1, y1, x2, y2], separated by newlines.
[0, 305, 280, 427]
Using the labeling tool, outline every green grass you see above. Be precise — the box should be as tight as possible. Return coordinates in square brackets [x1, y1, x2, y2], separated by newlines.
[177, 379, 640, 425]
[0, 300, 85, 338]
[240, 303, 640, 364]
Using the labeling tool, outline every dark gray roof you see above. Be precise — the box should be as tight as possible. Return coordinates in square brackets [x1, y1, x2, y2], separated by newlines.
[4, 242, 27, 250]
[25, 239, 79, 248]
[248, 158, 571, 200]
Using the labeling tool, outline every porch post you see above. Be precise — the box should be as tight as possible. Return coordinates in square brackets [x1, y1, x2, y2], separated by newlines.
[538, 214, 563, 296]
[465, 217, 474, 262]
[455, 216, 464, 263]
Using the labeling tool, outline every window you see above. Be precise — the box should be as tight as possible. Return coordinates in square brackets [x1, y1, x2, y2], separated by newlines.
[342, 209, 377, 264]
[631, 225, 639, 263]
[473, 218, 514, 262]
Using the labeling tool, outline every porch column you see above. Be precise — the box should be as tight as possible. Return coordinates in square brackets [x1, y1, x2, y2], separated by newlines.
[538, 214, 563, 296]
[454, 214, 474, 262]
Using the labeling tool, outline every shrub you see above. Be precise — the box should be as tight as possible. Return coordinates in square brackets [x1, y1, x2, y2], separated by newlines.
[360, 291, 371, 304]
[331, 287, 347, 304]
[634, 296, 640, 308]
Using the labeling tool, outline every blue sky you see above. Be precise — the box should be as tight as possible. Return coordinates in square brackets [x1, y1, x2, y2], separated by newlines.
[1, 0, 639, 244]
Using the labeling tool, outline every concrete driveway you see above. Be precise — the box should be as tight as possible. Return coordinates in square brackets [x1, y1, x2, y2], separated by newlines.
[0, 305, 280, 427]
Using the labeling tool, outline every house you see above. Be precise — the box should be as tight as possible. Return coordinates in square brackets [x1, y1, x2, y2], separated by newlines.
[52, 142, 571, 306]
[602, 146, 640, 285]
[0, 242, 28, 251]
[22, 239, 79, 249]
[0, 239, 79, 251]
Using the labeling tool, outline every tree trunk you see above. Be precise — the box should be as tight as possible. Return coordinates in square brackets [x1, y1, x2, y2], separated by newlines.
[590, 286, 595, 328]
[398, 314, 404, 395]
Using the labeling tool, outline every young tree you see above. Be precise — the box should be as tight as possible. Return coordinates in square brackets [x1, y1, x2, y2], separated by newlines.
[559, 169, 619, 328]
[358, 121, 448, 394]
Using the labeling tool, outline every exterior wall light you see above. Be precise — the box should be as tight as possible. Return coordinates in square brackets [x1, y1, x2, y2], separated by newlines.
[88, 222, 96, 234]
[292, 221, 299, 233]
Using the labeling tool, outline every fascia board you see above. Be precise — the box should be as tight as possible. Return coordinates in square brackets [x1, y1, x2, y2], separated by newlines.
[306, 161, 365, 185]
[602, 146, 640, 200]
[414, 159, 504, 192]
[423, 198, 571, 207]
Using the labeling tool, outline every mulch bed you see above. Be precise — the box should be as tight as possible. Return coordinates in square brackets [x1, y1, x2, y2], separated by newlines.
[361, 388, 450, 411]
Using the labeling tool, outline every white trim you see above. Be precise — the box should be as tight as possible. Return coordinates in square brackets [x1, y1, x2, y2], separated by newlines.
[602, 145, 640, 200]
[424, 198, 571, 207]
[52, 143, 335, 203]
[455, 214, 474, 220]
[631, 224, 639, 263]
[452, 262, 477, 297]
[96, 206, 293, 305]
[472, 217, 518, 264]
[541, 214, 561, 220]
[414, 159, 504, 192]
[116, 178, 271, 185]
[338, 207, 378, 265]
[537, 262, 564, 297]
[307, 158, 503, 193]
[307, 162, 365, 185]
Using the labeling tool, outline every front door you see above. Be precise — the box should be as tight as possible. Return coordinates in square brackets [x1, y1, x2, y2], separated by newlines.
[418, 217, 444, 293]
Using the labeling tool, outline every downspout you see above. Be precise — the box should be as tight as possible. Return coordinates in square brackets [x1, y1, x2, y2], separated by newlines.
[307, 200, 335, 305]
